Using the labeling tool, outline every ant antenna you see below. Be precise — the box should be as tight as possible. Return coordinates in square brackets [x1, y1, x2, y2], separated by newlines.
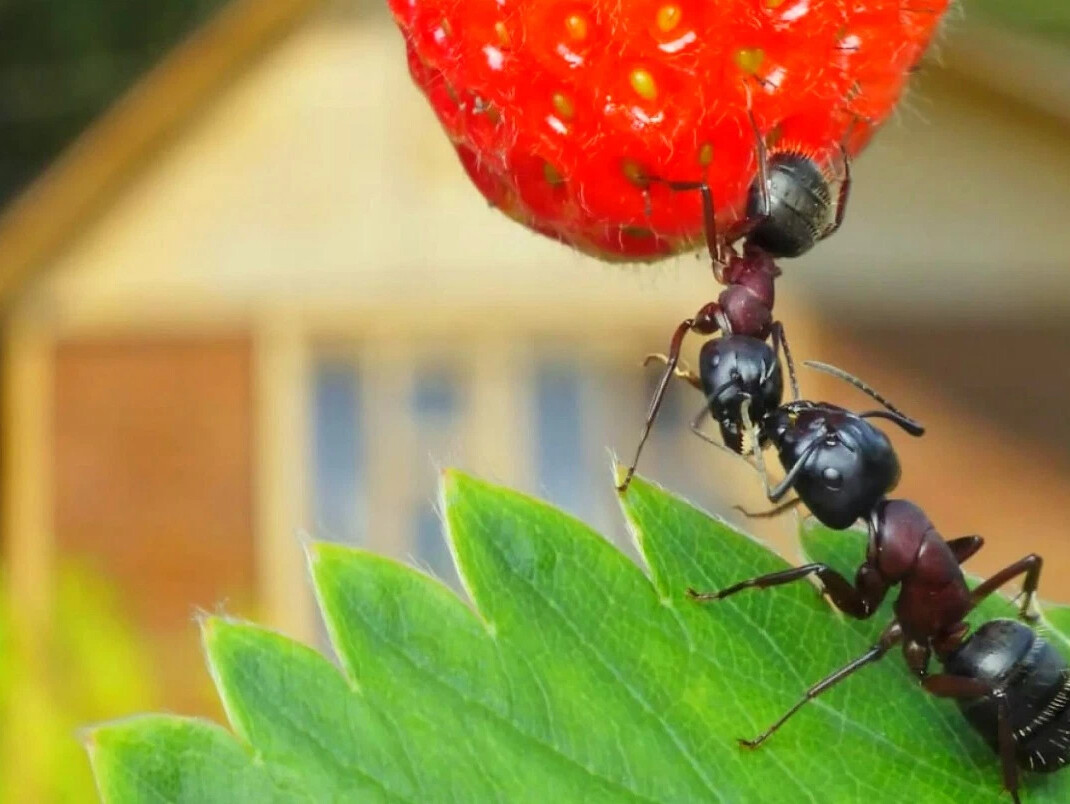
[802, 360, 925, 434]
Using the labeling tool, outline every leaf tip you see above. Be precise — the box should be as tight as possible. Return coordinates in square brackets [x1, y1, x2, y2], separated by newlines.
[306, 540, 359, 577]
[305, 539, 328, 567]
[439, 467, 475, 505]
[197, 611, 256, 657]
[78, 724, 100, 753]
[196, 609, 238, 638]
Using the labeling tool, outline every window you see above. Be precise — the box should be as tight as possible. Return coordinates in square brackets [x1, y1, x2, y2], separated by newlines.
[311, 358, 363, 544]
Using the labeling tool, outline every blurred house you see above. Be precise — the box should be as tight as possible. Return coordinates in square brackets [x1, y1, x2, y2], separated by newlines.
[1, 0, 1069, 733]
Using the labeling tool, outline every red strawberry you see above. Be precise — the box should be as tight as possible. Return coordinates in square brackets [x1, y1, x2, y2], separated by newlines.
[390, 0, 949, 261]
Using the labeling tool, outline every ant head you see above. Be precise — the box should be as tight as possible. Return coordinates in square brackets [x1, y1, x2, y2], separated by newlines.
[744, 152, 833, 259]
[698, 335, 783, 452]
[772, 408, 902, 530]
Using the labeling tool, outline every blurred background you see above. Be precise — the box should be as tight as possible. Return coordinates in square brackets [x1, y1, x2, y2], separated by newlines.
[1, 0, 1068, 799]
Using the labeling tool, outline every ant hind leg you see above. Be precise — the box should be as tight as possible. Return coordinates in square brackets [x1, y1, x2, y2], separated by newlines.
[969, 554, 1043, 622]
[736, 620, 902, 749]
[922, 677, 1021, 803]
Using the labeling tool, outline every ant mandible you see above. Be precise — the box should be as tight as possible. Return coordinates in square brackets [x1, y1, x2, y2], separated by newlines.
[616, 115, 852, 493]
[688, 501, 1055, 802]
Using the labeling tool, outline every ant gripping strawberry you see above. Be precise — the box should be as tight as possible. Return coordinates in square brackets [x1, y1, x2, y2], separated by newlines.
[390, 0, 950, 261]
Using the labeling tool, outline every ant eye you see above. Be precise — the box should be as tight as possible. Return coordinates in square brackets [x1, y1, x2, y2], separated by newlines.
[822, 467, 843, 490]
[711, 354, 720, 367]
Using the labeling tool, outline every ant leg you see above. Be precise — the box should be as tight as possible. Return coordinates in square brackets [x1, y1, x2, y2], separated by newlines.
[820, 144, 852, 241]
[654, 178, 731, 277]
[999, 694, 1022, 804]
[803, 360, 925, 435]
[617, 318, 697, 493]
[689, 405, 737, 455]
[969, 554, 1044, 621]
[922, 678, 1020, 803]
[733, 497, 803, 519]
[770, 321, 799, 401]
[946, 535, 984, 565]
[746, 108, 772, 217]
[689, 561, 886, 619]
[739, 403, 784, 500]
[643, 353, 702, 390]
[716, 106, 773, 248]
[738, 620, 902, 749]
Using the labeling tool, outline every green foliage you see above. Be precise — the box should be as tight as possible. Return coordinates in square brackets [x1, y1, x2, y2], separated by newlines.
[0, 0, 228, 203]
[88, 472, 1070, 802]
[0, 564, 158, 803]
[968, 0, 1070, 44]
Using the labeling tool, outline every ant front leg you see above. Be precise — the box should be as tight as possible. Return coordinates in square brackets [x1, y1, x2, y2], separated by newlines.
[969, 554, 1044, 622]
[643, 353, 702, 390]
[689, 559, 887, 620]
[733, 497, 804, 520]
[617, 311, 717, 493]
[737, 620, 902, 749]
[922, 677, 1021, 804]
[654, 178, 733, 278]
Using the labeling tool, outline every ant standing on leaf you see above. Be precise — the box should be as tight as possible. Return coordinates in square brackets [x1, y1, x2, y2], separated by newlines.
[615, 113, 853, 493]
[687, 500, 1060, 803]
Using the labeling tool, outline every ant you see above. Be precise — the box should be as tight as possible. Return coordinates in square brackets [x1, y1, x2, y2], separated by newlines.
[728, 358, 925, 530]
[687, 500, 1057, 802]
[622, 322, 925, 531]
[616, 116, 852, 493]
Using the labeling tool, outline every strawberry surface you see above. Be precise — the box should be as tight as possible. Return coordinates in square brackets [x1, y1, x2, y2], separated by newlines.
[390, 0, 949, 261]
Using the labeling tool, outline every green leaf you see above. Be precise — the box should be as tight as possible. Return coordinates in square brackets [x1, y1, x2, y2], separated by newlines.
[86, 472, 1070, 802]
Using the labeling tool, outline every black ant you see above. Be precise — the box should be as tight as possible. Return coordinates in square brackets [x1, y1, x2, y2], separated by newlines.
[730, 358, 925, 530]
[616, 118, 852, 493]
[687, 501, 1057, 802]
[621, 322, 924, 531]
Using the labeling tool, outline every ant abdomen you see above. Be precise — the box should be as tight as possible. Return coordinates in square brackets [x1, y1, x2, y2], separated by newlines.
[944, 619, 1070, 772]
[698, 336, 782, 453]
[745, 152, 833, 259]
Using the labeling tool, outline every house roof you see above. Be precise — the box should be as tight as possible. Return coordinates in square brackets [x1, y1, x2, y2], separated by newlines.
[0, 0, 321, 309]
